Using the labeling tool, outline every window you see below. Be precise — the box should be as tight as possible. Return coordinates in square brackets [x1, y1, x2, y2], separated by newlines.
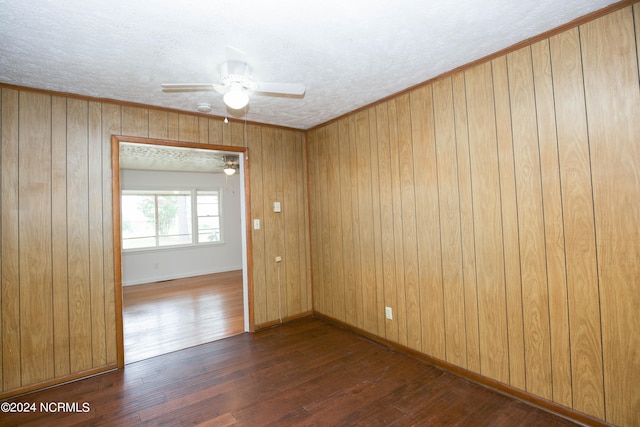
[121, 189, 222, 250]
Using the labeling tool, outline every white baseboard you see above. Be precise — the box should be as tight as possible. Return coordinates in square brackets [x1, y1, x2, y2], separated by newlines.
[122, 265, 243, 286]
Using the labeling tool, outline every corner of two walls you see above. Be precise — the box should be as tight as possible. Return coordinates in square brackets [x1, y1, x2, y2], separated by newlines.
[306, 5, 640, 427]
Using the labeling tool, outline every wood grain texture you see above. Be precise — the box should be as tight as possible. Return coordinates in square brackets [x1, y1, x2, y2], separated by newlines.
[451, 72, 481, 374]
[387, 99, 409, 348]
[433, 77, 466, 367]
[51, 95, 71, 378]
[491, 55, 526, 390]
[101, 103, 121, 365]
[549, 27, 605, 419]
[531, 38, 572, 407]
[121, 105, 148, 137]
[326, 122, 345, 321]
[148, 109, 169, 139]
[375, 102, 399, 343]
[347, 115, 364, 328]
[580, 7, 640, 426]
[306, 5, 640, 425]
[18, 91, 54, 385]
[411, 86, 445, 360]
[355, 110, 378, 334]
[507, 46, 553, 400]
[368, 108, 385, 337]
[2, 318, 580, 427]
[465, 62, 509, 383]
[1, 88, 21, 391]
[248, 125, 267, 324]
[337, 117, 357, 327]
[66, 98, 93, 373]
[88, 101, 107, 367]
[123, 271, 244, 363]
[396, 93, 421, 350]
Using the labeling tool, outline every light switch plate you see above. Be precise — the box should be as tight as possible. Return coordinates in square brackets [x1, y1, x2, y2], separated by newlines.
[273, 201, 281, 213]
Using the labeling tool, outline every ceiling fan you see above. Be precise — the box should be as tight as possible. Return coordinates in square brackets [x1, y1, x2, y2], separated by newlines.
[161, 47, 306, 111]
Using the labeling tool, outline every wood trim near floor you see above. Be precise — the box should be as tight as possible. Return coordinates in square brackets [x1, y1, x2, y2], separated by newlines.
[255, 311, 314, 331]
[313, 312, 614, 427]
[0, 364, 118, 401]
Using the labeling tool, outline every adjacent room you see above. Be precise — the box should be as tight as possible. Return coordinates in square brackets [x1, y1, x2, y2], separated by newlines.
[1, 1, 639, 426]
[118, 142, 246, 363]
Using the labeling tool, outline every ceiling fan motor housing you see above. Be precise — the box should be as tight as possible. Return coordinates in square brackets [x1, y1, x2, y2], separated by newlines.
[220, 61, 257, 92]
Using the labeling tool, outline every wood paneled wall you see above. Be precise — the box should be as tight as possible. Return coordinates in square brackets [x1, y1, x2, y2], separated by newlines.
[0, 92, 311, 396]
[308, 5, 640, 426]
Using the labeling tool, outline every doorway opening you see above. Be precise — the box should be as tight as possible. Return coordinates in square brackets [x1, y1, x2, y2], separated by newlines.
[111, 136, 253, 367]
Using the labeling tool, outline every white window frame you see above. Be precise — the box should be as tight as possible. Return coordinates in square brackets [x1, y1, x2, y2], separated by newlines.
[121, 188, 223, 252]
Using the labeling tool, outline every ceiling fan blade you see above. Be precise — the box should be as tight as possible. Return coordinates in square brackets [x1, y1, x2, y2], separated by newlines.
[161, 83, 218, 92]
[255, 82, 306, 96]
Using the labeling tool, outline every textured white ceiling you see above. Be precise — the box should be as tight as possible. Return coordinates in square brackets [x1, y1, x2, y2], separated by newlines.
[0, 0, 619, 130]
[119, 142, 235, 173]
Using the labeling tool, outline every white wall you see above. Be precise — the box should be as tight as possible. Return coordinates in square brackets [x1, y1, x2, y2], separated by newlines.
[121, 169, 243, 286]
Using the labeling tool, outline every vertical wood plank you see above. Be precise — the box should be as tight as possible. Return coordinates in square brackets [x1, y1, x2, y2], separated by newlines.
[348, 115, 363, 328]
[307, 129, 323, 318]
[261, 127, 280, 321]
[433, 77, 466, 367]
[396, 93, 421, 350]
[178, 114, 198, 142]
[198, 117, 209, 144]
[273, 131, 287, 318]
[1, 88, 21, 391]
[101, 103, 121, 364]
[465, 62, 509, 383]
[66, 98, 92, 373]
[581, 7, 640, 426]
[230, 122, 245, 147]
[337, 118, 357, 326]
[18, 91, 54, 385]
[209, 119, 224, 146]
[148, 110, 168, 139]
[283, 131, 302, 316]
[452, 73, 480, 373]
[293, 132, 312, 313]
[121, 106, 148, 137]
[368, 108, 385, 336]
[531, 38, 572, 407]
[507, 47, 553, 399]
[388, 99, 408, 347]
[326, 122, 345, 321]
[550, 27, 605, 419]
[376, 102, 399, 343]
[167, 112, 179, 140]
[492, 56, 526, 390]
[318, 127, 332, 317]
[248, 125, 266, 324]
[355, 110, 377, 333]
[88, 101, 106, 367]
[51, 96, 70, 377]
[410, 85, 445, 359]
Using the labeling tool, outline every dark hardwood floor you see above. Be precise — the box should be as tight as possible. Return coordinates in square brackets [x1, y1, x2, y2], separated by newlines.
[123, 270, 245, 363]
[1, 317, 578, 426]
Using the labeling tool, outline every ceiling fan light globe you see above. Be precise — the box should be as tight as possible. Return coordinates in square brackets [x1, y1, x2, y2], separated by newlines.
[223, 167, 236, 176]
[223, 90, 249, 110]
